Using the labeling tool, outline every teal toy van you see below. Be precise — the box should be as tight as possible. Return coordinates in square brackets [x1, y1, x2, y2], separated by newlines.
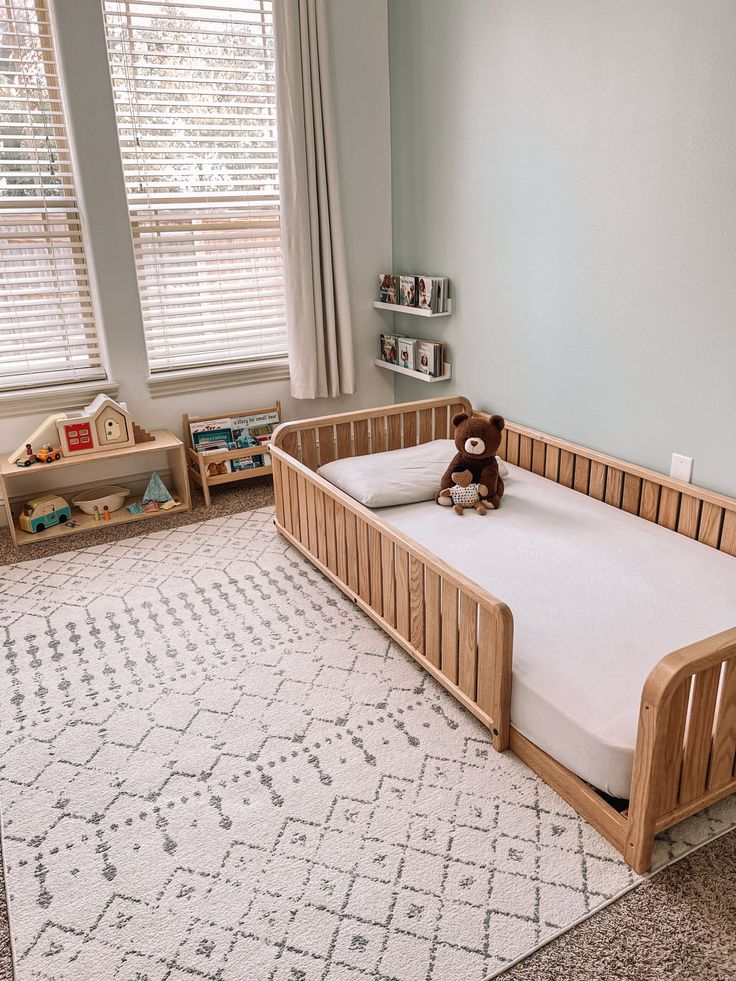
[19, 494, 72, 534]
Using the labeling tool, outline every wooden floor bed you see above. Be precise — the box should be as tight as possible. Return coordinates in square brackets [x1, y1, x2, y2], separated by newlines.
[270, 396, 736, 873]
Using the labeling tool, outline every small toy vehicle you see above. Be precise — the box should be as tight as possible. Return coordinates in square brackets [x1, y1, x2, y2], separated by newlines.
[19, 494, 72, 534]
[15, 455, 37, 468]
[36, 445, 62, 464]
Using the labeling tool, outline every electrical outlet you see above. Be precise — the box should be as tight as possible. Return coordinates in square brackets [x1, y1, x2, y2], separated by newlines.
[670, 453, 693, 483]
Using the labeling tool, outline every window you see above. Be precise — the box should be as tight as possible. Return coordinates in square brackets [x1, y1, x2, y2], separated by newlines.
[0, 0, 105, 392]
[103, 0, 287, 376]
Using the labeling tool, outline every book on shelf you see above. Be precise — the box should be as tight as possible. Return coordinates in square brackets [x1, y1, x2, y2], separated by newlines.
[397, 337, 417, 370]
[416, 339, 443, 376]
[399, 275, 417, 307]
[378, 272, 450, 312]
[378, 273, 398, 304]
[380, 333, 399, 364]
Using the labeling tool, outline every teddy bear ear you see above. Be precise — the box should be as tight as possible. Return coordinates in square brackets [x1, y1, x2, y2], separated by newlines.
[490, 414, 505, 432]
[451, 412, 469, 427]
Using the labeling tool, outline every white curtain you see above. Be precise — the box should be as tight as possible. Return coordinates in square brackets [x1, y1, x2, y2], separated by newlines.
[273, 0, 355, 399]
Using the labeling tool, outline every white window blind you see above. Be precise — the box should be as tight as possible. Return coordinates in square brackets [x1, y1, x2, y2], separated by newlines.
[0, 0, 105, 391]
[103, 0, 286, 375]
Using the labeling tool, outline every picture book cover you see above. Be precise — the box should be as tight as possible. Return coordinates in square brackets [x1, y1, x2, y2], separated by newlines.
[378, 273, 398, 304]
[417, 276, 436, 312]
[380, 333, 398, 364]
[416, 340, 436, 375]
[397, 337, 417, 371]
[399, 275, 417, 306]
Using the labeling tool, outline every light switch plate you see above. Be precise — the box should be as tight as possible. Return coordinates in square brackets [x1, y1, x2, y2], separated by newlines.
[670, 453, 693, 483]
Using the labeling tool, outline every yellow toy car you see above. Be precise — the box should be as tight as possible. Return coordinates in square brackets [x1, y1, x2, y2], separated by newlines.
[35, 445, 62, 464]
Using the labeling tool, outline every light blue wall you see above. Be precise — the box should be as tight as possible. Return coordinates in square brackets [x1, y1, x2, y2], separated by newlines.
[389, 0, 736, 496]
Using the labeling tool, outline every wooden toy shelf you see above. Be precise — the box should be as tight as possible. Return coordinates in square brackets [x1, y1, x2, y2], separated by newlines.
[183, 402, 280, 508]
[0, 430, 191, 548]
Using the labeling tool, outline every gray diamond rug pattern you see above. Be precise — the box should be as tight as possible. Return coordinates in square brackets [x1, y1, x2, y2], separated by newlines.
[0, 507, 734, 981]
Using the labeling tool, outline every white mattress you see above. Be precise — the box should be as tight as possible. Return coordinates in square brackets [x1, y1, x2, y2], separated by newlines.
[376, 465, 736, 798]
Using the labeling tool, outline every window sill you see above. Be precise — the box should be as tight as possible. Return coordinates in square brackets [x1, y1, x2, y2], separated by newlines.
[146, 357, 290, 398]
[0, 379, 120, 419]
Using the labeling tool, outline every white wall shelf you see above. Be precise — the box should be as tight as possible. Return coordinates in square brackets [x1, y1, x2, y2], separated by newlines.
[374, 359, 452, 383]
[373, 300, 452, 318]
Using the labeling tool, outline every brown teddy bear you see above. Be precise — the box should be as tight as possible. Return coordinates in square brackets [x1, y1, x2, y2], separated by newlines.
[437, 412, 505, 510]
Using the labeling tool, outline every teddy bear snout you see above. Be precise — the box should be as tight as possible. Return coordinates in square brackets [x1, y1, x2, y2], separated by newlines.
[464, 437, 486, 455]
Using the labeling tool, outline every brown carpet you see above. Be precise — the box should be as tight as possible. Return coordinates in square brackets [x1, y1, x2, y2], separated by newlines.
[0, 480, 734, 979]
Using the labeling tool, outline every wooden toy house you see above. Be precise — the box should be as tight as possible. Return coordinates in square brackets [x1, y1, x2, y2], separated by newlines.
[56, 395, 152, 457]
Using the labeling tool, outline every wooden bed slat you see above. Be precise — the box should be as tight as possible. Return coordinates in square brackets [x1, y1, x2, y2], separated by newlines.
[409, 556, 425, 654]
[369, 527, 383, 612]
[544, 444, 560, 482]
[434, 405, 450, 438]
[458, 594, 478, 699]
[318, 425, 336, 467]
[559, 450, 574, 488]
[324, 496, 337, 573]
[719, 510, 736, 556]
[372, 415, 389, 453]
[639, 480, 660, 523]
[381, 537, 396, 628]
[698, 502, 723, 549]
[498, 426, 508, 460]
[289, 467, 301, 539]
[658, 486, 680, 531]
[519, 434, 533, 472]
[708, 659, 736, 790]
[301, 428, 319, 471]
[387, 414, 401, 452]
[395, 546, 410, 639]
[622, 473, 642, 515]
[656, 681, 689, 814]
[677, 495, 702, 540]
[680, 665, 721, 804]
[335, 502, 347, 583]
[403, 410, 418, 447]
[306, 481, 318, 555]
[315, 488, 327, 564]
[604, 467, 623, 508]
[531, 439, 546, 476]
[353, 419, 369, 456]
[574, 456, 591, 495]
[345, 510, 359, 593]
[273, 458, 285, 527]
[335, 421, 352, 459]
[441, 582, 459, 684]
[425, 568, 441, 667]
[418, 408, 433, 444]
[476, 607, 495, 720]
[357, 520, 371, 603]
[506, 430, 520, 466]
[589, 460, 606, 501]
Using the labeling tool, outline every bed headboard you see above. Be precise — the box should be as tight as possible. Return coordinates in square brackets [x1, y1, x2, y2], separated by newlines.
[271, 395, 471, 470]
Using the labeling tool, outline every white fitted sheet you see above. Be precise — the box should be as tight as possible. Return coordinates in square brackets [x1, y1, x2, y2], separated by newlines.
[374, 464, 736, 797]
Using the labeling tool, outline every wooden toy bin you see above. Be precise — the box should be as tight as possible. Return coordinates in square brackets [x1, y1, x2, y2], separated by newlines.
[183, 402, 280, 508]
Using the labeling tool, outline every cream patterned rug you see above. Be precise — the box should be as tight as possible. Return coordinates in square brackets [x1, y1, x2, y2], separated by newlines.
[0, 508, 734, 981]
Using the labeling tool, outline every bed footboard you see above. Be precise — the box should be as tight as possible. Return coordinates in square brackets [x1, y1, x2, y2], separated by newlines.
[625, 627, 736, 872]
[271, 398, 514, 749]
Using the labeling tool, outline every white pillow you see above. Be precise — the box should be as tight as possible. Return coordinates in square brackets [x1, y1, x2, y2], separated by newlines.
[317, 439, 509, 508]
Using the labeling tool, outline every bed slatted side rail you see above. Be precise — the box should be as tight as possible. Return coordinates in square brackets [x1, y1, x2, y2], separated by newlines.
[492, 417, 736, 556]
[270, 406, 513, 751]
[624, 627, 736, 872]
[272, 396, 471, 470]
